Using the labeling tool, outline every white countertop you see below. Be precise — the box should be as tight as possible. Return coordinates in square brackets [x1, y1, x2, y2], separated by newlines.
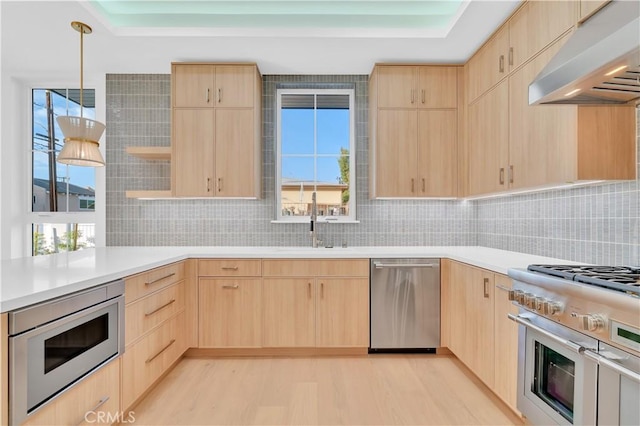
[0, 246, 575, 312]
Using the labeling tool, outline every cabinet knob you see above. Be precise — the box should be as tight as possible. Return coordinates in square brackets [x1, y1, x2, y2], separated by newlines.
[218, 88, 222, 103]
[508, 47, 514, 66]
[421, 89, 426, 104]
[499, 55, 505, 73]
[499, 168, 505, 185]
[411, 178, 415, 193]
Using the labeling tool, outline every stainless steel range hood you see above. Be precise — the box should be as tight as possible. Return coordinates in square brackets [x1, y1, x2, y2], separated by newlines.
[529, 0, 640, 105]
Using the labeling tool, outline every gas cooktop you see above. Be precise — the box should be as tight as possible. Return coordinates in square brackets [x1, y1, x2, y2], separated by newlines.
[527, 264, 640, 296]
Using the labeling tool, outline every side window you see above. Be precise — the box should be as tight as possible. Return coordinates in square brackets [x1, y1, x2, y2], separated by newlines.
[276, 89, 355, 221]
[31, 88, 96, 255]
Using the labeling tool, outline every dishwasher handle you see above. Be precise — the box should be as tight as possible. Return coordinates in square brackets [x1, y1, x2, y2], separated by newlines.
[373, 263, 438, 269]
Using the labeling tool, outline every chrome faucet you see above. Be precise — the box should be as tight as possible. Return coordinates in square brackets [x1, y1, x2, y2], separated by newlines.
[310, 192, 319, 248]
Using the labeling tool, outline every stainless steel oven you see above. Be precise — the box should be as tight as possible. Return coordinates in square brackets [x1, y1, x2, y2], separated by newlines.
[511, 312, 598, 425]
[9, 280, 124, 425]
[509, 264, 640, 426]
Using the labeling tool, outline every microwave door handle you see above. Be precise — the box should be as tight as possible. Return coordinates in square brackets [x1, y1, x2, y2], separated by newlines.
[583, 350, 640, 383]
[508, 314, 585, 354]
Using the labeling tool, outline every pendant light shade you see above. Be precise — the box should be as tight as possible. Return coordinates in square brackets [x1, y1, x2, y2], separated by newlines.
[57, 21, 106, 167]
[56, 116, 106, 166]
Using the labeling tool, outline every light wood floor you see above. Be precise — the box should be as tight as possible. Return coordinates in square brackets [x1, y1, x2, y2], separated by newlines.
[131, 355, 523, 425]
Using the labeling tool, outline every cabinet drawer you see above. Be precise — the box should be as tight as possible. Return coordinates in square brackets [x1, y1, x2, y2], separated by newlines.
[122, 312, 186, 410]
[125, 281, 185, 346]
[198, 259, 261, 277]
[125, 262, 184, 303]
[262, 259, 369, 277]
[23, 359, 120, 426]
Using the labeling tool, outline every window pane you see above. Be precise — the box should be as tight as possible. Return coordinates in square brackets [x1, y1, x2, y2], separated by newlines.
[282, 156, 314, 182]
[281, 94, 314, 155]
[281, 182, 315, 217]
[316, 156, 349, 216]
[317, 95, 350, 156]
[32, 88, 96, 213]
[32, 223, 96, 256]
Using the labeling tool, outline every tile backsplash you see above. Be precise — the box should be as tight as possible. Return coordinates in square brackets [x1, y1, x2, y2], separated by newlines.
[106, 74, 475, 248]
[106, 74, 638, 265]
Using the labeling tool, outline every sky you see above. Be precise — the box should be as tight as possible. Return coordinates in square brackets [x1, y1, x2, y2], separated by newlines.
[281, 107, 350, 184]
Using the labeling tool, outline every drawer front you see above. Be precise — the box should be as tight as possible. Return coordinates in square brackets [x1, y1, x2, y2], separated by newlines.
[198, 259, 261, 277]
[23, 358, 121, 426]
[122, 312, 186, 410]
[125, 281, 185, 346]
[263, 259, 369, 277]
[314, 259, 369, 277]
[125, 262, 185, 303]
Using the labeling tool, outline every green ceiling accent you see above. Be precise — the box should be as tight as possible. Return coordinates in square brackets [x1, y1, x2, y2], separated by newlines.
[89, 1, 465, 29]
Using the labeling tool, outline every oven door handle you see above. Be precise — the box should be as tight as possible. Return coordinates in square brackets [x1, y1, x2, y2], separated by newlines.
[508, 314, 585, 354]
[582, 350, 640, 383]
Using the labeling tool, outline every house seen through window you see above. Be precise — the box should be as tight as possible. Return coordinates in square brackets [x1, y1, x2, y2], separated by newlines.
[277, 89, 355, 221]
[31, 88, 97, 255]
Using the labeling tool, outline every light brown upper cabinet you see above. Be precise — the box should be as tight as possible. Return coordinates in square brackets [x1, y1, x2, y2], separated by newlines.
[369, 65, 460, 198]
[376, 66, 458, 109]
[465, 14, 636, 197]
[467, 1, 577, 103]
[171, 63, 262, 198]
[173, 64, 255, 108]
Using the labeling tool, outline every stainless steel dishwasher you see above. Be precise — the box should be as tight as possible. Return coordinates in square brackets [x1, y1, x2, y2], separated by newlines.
[370, 258, 440, 352]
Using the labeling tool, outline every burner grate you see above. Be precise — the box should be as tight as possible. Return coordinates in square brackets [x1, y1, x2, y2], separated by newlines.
[528, 264, 640, 296]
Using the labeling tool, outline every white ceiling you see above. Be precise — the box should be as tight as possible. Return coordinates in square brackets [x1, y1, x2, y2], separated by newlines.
[1, 0, 520, 76]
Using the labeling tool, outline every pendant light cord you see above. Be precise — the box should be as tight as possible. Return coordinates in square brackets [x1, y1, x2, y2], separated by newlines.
[80, 24, 84, 119]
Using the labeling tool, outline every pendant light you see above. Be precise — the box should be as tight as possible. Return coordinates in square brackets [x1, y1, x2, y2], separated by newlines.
[57, 21, 105, 167]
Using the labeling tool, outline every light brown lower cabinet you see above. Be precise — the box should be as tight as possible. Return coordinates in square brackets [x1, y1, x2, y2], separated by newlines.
[444, 261, 519, 414]
[22, 359, 121, 426]
[198, 278, 262, 348]
[262, 278, 316, 347]
[494, 274, 519, 412]
[122, 312, 187, 411]
[316, 278, 369, 347]
[262, 259, 370, 349]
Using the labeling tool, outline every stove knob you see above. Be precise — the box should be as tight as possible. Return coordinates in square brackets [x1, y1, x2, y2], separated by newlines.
[523, 293, 536, 308]
[579, 314, 606, 332]
[542, 301, 563, 316]
[534, 297, 545, 312]
[508, 289, 523, 302]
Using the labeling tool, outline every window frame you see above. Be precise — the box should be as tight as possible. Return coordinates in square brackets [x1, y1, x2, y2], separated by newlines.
[25, 77, 106, 256]
[275, 88, 356, 223]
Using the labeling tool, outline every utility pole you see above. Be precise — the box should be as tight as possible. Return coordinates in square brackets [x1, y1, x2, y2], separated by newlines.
[45, 90, 58, 212]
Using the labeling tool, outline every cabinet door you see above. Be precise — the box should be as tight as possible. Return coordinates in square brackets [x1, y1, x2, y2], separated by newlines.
[467, 81, 509, 196]
[418, 67, 458, 109]
[508, 34, 576, 189]
[375, 109, 418, 197]
[376, 66, 417, 108]
[173, 64, 215, 108]
[494, 274, 519, 412]
[198, 278, 262, 347]
[467, 268, 495, 388]
[466, 26, 509, 102]
[509, 1, 577, 70]
[316, 278, 369, 347]
[417, 110, 457, 197]
[172, 109, 215, 197]
[448, 261, 471, 359]
[262, 278, 315, 347]
[215, 65, 255, 108]
[23, 359, 120, 426]
[214, 108, 257, 197]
